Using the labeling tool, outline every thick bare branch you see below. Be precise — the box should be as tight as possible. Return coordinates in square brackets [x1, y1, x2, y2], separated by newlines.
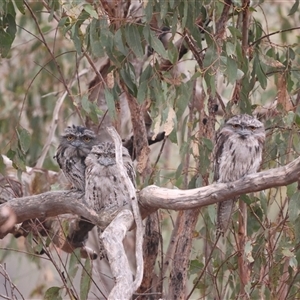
[107, 127, 144, 291]
[0, 191, 120, 232]
[0, 155, 300, 235]
[102, 209, 135, 300]
[139, 156, 300, 209]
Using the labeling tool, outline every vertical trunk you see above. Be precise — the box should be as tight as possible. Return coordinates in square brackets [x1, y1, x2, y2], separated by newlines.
[238, 199, 250, 298]
[168, 209, 200, 299]
[135, 213, 161, 299]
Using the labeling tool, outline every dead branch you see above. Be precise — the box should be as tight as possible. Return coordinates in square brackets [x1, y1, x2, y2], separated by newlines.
[139, 155, 300, 209]
[0, 191, 121, 234]
[0, 155, 299, 234]
[107, 127, 144, 292]
[102, 209, 135, 300]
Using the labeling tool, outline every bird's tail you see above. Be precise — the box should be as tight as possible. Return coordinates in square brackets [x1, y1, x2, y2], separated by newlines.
[216, 199, 236, 236]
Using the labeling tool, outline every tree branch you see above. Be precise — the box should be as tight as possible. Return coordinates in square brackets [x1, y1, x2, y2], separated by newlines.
[1, 155, 300, 235]
[0, 191, 121, 233]
[139, 155, 300, 209]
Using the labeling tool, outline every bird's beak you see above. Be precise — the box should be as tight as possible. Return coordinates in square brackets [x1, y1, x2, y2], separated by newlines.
[238, 128, 250, 139]
[72, 140, 81, 147]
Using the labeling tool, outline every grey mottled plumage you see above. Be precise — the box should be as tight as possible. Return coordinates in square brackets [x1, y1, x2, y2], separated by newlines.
[85, 142, 135, 260]
[214, 114, 265, 234]
[85, 142, 135, 212]
[54, 125, 99, 255]
[54, 125, 99, 191]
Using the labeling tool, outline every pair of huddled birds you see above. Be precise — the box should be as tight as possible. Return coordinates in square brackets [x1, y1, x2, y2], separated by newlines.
[54, 114, 265, 235]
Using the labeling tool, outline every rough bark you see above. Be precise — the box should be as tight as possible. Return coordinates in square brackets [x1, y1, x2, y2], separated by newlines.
[1, 155, 300, 232]
[135, 213, 161, 299]
[102, 209, 135, 300]
[168, 209, 200, 300]
[1, 151, 300, 297]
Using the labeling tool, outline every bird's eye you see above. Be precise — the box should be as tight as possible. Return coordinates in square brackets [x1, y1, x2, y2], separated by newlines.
[232, 124, 240, 129]
[249, 126, 256, 131]
[83, 136, 91, 142]
[67, 135, 75, 141]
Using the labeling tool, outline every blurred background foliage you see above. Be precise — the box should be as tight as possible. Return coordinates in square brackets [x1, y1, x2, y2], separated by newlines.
[0, 0, 300, 299]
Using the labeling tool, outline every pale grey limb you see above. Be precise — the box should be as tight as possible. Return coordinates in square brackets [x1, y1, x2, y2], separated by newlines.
[102, 209, 135, 300]
[107, 126, 144, 292]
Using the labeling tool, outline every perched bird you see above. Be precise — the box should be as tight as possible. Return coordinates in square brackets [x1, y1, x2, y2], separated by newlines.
[84, 142, 136, 259]
[54, 125, 99, 191]
[85, 142, 135, 213]
[213, 114, 265, 235]
[54, 125, 99, 255]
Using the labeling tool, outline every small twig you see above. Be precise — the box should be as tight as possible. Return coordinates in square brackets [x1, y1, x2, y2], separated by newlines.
[250, 26, 300, 47]
[186, 235, 221, 300]
[0, 264, 25, 300]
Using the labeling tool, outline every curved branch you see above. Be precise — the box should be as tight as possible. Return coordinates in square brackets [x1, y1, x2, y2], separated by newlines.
[1, 156, 300, 233]
[139, 156, 300, 209]
[0, 191, 119, 231]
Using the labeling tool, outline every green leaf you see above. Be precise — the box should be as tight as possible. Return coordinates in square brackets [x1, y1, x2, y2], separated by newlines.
[144, 0, 153, 23]
[4, 13, 16, 37]
[18, 128, 31, 154]
[259, 191, 268, 215]
[140, 64, 153, 83]
[68, 249, 81, 280]
[189, 259, 203, 276]
[89, 103, 101, 123]
[80, 258, 92, 300]
[240, 194, 251, 205]
[289, 191, 300, 222]
[168, 128, 178, 144]
[290, 256, 298, 270]
[81, 95, 91, 113]
[175, 82, 192, 119]
[89, 19, 104, 57]
[137, 81, 147, 104]
[288, 0, 299, 15]
[77, 10, 90, 27]
[0, 155, 5, 175]
[70, 24, 82, 55]
[159, 0, 168, 19]
[120, 68, 137, 95]
[293, 133, 300, 153]
[287, 183, 297, 198]
[282, 248, 294, 257]
[125, 24, 144, 58]
[176, 93, 189, 119]
[44, 287, 62, 300]
[12, 0, 25, 14]
[226, 42, 235, 57]
[226, 56, 238, 84]
[203, 44, 219, 69]
[202, 138, 213, 152]
[104, 89, 116, 119]
[143, 26, 168, 60]
[114, 29, 128, 56]
[181, 0, 189, 28]
[167, 40, 178, 64]
[175, 162, 183, 180]
[13, 149, 26, 171]
[253, 55, 267, 89]
[83, 4, 98, 19]
[0, 28, 14, 58]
